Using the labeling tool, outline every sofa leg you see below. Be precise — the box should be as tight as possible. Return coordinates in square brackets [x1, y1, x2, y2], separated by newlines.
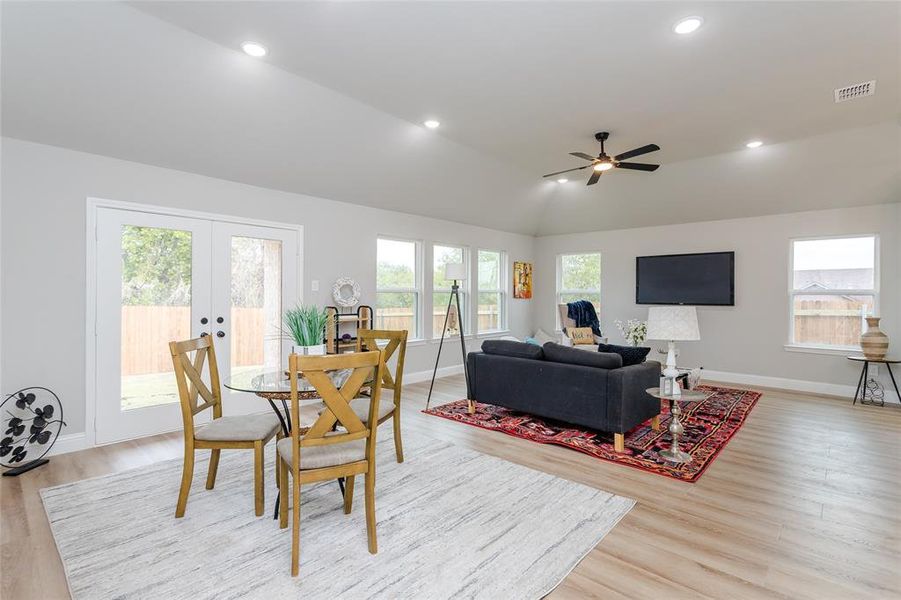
[651, 415, 661, 431]
[614, 433, 625, 453]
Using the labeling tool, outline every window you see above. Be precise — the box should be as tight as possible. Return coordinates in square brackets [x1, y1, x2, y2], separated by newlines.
[557, 253, 602, 327]
[376, 237, 420, 338]
[790, 235, 877, 349]
[432, 244, 467, 337]
[477, 250, 506, 332]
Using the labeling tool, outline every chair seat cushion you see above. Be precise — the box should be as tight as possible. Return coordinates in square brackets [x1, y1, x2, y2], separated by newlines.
[349, 397, 395, 423]
[195, 413, 279, 442]
[277, 435, 366, 470]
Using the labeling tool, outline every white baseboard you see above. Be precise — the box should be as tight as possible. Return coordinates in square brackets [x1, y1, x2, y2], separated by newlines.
[47, 432, 88, 457]
[40, 364, 896, 458]
[403, 364, 465, 386]
[703, 369, 900, 404]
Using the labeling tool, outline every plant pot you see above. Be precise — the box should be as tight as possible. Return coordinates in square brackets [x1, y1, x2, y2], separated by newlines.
[292, 344, 326, 356]
[860, 317, 889, 360]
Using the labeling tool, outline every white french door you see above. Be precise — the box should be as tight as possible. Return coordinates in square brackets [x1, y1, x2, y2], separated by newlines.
[94, 206, 298, 444]
[211, 222, 297, 412]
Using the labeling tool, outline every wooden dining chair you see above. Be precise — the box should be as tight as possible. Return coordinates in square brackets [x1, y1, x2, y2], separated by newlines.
[169, 336, 279, 518]
[277, 350, 385, 577]
[356, 329, 408, 462]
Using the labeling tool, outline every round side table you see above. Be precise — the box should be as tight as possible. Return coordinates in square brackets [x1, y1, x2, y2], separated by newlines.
[645, 388, 712, 464]
[847, 356, 900, 407]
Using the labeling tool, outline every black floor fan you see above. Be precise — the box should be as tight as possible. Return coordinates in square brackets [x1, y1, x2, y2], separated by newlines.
[1, 387, 66, 476]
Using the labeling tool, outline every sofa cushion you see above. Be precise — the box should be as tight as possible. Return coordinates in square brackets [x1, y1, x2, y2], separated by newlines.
[597, 343, 651, 366]
[481, 339, 544, 360]
[542, 342, 623, 369]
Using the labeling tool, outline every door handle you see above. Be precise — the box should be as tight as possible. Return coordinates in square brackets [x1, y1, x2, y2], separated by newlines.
[200, 332, 209, 337]
[216, 317, 224, 324]
[216, 331, 225, 338]
[200, 317, 209, 325]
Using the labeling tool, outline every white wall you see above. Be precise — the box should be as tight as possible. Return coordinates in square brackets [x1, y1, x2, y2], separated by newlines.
[535, 204, 901, 397]
[0, 138, 535, 437]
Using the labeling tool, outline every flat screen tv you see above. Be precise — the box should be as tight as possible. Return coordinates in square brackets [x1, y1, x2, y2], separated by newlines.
[636, 251, 734, 306]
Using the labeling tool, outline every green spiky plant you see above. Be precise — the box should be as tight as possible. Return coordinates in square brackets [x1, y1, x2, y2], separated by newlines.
[282, 304, 329, 348]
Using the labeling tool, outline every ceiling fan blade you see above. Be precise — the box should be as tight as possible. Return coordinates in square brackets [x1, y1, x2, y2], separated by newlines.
[614, 144, 660, 161]
[616, 162, 660, 172]
[569, 152, 597, 161]
[542, 165, 590, 178]
[586, 170, 602, 185]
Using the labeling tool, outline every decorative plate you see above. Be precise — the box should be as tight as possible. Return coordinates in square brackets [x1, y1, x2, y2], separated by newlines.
[332, 277, 361, 308]
[1, 387, 66, 468]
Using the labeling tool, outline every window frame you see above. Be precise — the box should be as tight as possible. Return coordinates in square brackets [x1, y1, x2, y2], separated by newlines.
[555, 252, 602, 330]
[787, 233, 879, 352]
[431, 242, 469, 338]
[375, 235, 423, 340]
[476, 248, 507, 334]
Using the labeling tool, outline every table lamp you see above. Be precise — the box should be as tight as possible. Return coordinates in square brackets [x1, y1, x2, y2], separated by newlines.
[646, 306, 700, 383]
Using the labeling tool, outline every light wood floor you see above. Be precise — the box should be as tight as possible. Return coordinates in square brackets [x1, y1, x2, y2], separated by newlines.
[2, 375, 899, 599]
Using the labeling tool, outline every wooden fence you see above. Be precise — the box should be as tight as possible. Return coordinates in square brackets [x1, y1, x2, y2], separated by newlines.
[793, 298, 867, 347]
[121, 306, 270, 376]
[122, 304, 504, 376]
[375, 307, 501, 334]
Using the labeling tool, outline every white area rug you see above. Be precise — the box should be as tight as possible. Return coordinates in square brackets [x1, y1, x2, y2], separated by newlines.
[42, 434, 633, 599]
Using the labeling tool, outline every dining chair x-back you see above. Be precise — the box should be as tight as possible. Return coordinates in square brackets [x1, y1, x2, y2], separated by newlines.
[277, 350, 385, 576]
[169, 336, 279, 518]
[356, 329, 408, 463]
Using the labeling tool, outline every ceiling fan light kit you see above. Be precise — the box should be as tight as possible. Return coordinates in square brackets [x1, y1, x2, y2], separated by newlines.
[542, 131, 661, 186]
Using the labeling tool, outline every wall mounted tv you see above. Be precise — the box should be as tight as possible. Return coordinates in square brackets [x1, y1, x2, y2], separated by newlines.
[636, 251, 735, 306]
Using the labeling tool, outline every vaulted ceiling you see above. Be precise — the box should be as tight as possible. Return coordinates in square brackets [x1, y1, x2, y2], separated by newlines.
[3, 1, 899, 235]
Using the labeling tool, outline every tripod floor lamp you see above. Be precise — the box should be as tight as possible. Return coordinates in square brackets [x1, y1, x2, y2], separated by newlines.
[426, 262, 474, 413]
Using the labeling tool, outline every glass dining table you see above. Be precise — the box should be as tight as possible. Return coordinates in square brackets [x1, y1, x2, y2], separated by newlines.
[223, 368, 362, 517]
[223, 368, 357, 436]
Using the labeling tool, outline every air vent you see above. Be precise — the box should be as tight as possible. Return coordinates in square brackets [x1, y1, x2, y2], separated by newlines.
[834, 80, 876, 103]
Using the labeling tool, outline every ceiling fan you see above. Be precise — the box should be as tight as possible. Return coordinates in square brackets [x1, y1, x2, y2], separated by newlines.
[543, 132, 661, 185]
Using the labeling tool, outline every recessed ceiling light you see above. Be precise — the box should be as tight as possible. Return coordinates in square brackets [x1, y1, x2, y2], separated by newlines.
[423, 119, 441, 129]
[557, 178, 568, 183]
[673, 16, 703, 35]
[593, 162, 614, 172]
[241, 42, 267, 57]
[746, 140, 764, 149]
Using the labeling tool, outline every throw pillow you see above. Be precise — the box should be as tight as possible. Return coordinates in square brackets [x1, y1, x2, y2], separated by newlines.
[596, 343, 651, 366]
[524, 337, 541, 346]
[542, 342, 623, 369]
[481, 339, 544, 360]
[567, 327, 595, 345]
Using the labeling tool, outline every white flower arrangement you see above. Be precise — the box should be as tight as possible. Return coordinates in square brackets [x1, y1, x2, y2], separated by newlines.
[614, 319, 647, 347]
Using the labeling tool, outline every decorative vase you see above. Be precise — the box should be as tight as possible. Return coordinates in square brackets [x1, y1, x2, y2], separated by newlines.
[292, 344, 326, 356]
[860, 317, 889, 360]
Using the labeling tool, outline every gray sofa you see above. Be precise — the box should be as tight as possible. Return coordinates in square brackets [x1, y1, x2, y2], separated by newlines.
[467, 340, 661, 449]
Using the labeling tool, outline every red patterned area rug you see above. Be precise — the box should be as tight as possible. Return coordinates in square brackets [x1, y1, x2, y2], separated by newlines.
[423, 385, 761, 483]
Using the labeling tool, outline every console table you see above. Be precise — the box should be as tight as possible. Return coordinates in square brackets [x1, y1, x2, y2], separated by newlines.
[847, 355, 900, 407]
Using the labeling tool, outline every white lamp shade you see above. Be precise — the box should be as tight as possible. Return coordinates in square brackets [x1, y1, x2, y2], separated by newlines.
[444, 262, 466, 281]
[646, 306, 700, 341]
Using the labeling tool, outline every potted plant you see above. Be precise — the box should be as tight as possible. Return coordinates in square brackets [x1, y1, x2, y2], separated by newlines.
[282, 304, 330, 355]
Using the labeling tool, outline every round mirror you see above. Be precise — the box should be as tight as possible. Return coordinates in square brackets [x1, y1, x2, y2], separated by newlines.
[332, 277, 361, 308]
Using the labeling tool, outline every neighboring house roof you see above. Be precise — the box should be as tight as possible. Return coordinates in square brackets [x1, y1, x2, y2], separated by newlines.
[794, 268, 874, 290]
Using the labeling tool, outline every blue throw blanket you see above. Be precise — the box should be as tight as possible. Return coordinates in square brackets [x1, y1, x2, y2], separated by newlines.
[567, 300, 601, 336]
